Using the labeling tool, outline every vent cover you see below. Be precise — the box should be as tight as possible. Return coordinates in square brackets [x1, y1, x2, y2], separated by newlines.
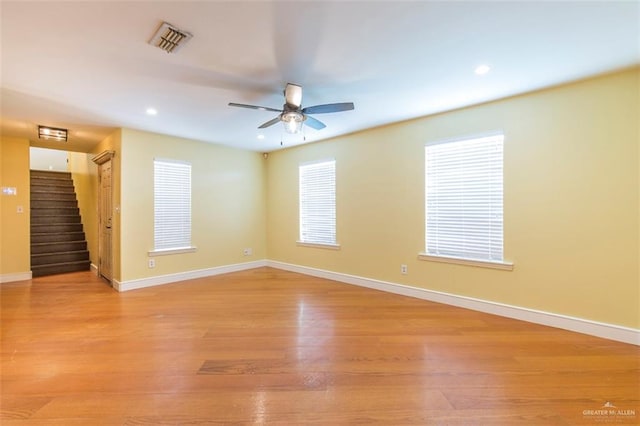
[149, 21, 192, 53]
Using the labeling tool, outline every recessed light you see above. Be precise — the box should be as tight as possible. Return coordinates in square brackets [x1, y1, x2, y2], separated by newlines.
[474, 65, 491, 75]
[146, 107, 158, 116]
[257, 134, 265, 140]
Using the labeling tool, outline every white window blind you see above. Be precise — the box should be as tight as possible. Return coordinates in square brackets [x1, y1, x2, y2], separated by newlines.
[154, 159, 192, 251]
[425, 134, 504, 262]
[299, 159, 336, 245]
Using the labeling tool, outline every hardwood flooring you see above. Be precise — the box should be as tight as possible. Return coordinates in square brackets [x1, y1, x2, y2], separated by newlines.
[1, 267, 638, 425]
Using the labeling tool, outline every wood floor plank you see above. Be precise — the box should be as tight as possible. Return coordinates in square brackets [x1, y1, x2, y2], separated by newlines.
[1, 267, 638, 424]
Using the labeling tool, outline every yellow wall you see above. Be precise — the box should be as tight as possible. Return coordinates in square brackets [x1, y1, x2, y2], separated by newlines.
[0, 137, 31, 276]
[2, 70, 637, 331]
[118, 128, 266, 282]
[637, 70, 640, 312]
[266, 68, 640, 329]
[67, 151, 99, 267]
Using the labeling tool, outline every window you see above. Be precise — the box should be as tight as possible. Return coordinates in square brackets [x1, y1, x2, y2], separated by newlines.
[153, 159, 192, 252]
[299, 159, 337, 247]
[424, 134, 508, 267]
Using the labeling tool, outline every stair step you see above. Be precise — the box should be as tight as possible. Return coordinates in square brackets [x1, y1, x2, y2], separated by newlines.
[30, 177, 74, 186]
[31, 199, 78, 209]
[31, 260, 91, 278]
[30, 183, 75, 192]
[29, 177, 73, 190]
[30, 170, 90, 278]
[31, 241, 87, 254]
[31, 207, 80, 218]
[30, 177, 72, 186]
[31, 190, 77, 200]
[31, 232, 86, 244]
[32, 223, 84, 234]
[31, 207, 80, 217]
[31, 215, 81, 225]
[30, 174, 73, 180]
[30, 170, 72, 179]
[31, 250, 90, 266]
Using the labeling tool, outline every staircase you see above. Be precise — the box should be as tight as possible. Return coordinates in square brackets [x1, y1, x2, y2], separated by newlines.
[30, 170, 91, 277]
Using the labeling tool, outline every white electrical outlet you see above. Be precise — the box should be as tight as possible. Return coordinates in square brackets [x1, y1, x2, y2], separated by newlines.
[401, 264, 408, 275]
[148, 258, 156, 268]
[243, 248, 253, 256]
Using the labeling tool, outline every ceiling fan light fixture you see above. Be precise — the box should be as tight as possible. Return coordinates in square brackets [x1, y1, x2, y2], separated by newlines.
[228, 83, 353, 135]
[38, 125, 67, 142]
[282, 111, 304, 134]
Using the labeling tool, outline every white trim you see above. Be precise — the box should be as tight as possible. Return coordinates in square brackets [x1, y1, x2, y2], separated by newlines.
[425, 130, 504, 147]
[296, 241, 341, 250]
[0, 271, 32, 283]
[91, 150, 115, 165]
[148, 247, 197, 256]
[266, 260, 639, 346]
[90, 263, 98, 275]
[299, 157, 335, 167]
[418, 253, 514, 271]
[112, 260, 267, 292]
[99, 258, 639, 345]
[153, 157, 191, 166]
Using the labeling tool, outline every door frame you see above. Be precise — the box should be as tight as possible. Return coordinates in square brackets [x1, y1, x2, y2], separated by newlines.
[91, 150, 115, 282]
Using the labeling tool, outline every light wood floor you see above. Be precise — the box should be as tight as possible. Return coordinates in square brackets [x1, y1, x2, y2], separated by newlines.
[1, 268, 638, 425]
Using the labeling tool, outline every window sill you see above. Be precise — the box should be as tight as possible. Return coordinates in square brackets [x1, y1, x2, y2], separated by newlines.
[148, 247, 197, 257]
[296, 241, 341, 250]
[418, 253, 513, 271]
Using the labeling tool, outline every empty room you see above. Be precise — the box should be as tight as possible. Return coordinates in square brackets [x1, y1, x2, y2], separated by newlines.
[1, 1, 638, 424]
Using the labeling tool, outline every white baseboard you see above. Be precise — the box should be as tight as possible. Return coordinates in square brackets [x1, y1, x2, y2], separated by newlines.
[90, 263, 98, 275]
[112, 260, 267, 292]
[0, 271, 32, 283]
[99, 258, 639, 346]
[266, 260, 640, 346]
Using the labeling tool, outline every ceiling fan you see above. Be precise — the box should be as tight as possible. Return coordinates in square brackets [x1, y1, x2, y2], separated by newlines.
[228, 83, 354, 134]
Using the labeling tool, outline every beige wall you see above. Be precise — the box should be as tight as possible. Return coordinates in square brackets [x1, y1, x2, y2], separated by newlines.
[118, 128, 266, 282]
[266, 68, 640, 329]
[30, 147, 68, 171]
[67, 151, 99, 267]
[0, 137, 31, 277]
[1, 70, 637, 332]
[637, 69, 640, 313]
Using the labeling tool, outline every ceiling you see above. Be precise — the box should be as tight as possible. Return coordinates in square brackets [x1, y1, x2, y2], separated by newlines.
[1, 1, 638, 153]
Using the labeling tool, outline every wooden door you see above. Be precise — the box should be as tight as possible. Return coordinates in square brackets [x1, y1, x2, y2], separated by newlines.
[99, 160, 113, 281]
[92, 150, 115, 283]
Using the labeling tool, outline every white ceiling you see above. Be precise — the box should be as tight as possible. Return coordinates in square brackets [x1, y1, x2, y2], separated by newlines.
[1, 1, 638, 153]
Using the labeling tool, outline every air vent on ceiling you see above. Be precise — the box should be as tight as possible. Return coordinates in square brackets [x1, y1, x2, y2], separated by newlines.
[149, 21, 192, 53]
